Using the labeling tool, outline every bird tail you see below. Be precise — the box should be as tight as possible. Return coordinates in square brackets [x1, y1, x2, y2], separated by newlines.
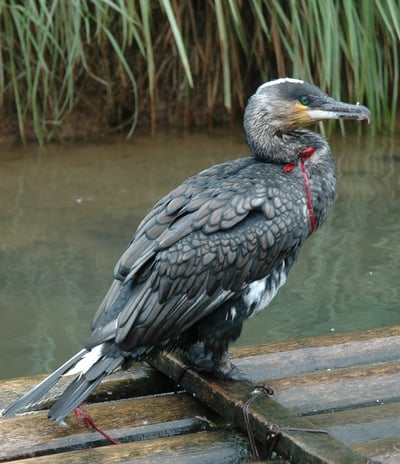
[48, 352, 123, 424]
[2, 346, 124, 424]
[1, 348, 88, 419]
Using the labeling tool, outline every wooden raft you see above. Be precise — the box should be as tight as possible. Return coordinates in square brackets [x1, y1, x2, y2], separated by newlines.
[1, 325, 400, 463]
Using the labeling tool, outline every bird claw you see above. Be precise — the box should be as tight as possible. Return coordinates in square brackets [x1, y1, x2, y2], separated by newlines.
[210, 354, 250, 382]
[183, 345, 250, 382]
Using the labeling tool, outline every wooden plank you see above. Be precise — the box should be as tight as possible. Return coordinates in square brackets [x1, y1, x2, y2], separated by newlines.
[352, 437, 400, 464]
[303, 402, 400, 449]
[323, 415, 400, 446]
[268, 361, 400, 415]
[232, 335, 400, 381]
[0, 418, 208, 463]
[149, 352, 374, 464]
[0, 363, 175, 413]
[309, 402, 400, 427]
[0, 393, 217, 462]
[3, 326, 399, 463]
[1, 430, 252, 464]
[231, 325, 400, 358]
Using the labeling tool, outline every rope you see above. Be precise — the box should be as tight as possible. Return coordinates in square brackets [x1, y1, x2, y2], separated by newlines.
[283, 146, 316, 233]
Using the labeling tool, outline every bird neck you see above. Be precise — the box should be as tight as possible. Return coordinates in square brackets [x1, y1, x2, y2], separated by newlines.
[245, 127, 336, 233]
[284, 131, 336, 232]
[246, 126, 326, 165]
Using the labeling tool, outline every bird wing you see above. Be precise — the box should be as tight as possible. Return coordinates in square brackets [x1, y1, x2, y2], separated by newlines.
[89, 158, 309, 351]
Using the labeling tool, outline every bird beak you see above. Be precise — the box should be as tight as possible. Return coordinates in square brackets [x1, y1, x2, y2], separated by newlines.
[306, 99, 371, 124]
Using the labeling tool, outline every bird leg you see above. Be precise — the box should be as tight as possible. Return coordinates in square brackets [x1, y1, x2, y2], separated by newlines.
[184, 343, 249, 381]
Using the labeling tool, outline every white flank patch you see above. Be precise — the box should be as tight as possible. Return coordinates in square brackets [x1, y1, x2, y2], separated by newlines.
[65, 344, 103, 376]
[243, 266, 288, 317]
[258, 77, 304, 93]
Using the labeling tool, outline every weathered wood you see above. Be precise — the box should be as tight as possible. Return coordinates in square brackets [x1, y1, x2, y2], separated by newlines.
[231, 325, 400, 358]
[352, 437, 400, 463]
[232, 333, 400, 381]
[0, 393, 218, 462]
[322, 415, 400, 447]
[309, 402, 400, 428]
[1, 430, 252, 464]
[269, 361, 400, 414]
[149, 352, 374, 463]
[309, 401, 400, 452]
[3, 326, 400, 463]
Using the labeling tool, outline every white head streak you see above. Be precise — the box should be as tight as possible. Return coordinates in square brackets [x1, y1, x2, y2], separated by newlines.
[257, 77, 304, 93]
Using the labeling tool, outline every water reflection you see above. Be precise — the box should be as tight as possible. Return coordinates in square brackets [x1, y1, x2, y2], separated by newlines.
[0, 129, 399, 379]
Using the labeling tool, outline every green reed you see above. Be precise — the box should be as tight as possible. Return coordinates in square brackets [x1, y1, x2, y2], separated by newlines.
[0, 0, 397, 143]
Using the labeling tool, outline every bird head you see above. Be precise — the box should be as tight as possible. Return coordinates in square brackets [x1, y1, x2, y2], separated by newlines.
[246, 78, 371, 132]
[244, 78, 371, 161]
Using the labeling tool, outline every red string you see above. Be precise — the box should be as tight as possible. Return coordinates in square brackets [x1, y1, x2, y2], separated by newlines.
[74, 405, 120, 445]
[283, 147, 316, 232]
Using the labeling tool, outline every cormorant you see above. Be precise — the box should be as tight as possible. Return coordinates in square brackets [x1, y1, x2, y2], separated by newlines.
[2, 78, 370, 424]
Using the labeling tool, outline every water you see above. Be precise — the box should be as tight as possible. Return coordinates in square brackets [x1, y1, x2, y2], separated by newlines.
[1, 128, 399, 380]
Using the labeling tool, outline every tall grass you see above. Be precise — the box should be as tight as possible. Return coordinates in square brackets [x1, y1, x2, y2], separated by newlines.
[0, 0, 398, 143]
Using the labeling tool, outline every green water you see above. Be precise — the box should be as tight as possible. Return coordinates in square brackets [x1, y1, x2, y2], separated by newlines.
[1, 128, 399, 379]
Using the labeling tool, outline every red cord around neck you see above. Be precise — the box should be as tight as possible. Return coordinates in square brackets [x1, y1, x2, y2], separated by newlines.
[283, 147, 316, 232]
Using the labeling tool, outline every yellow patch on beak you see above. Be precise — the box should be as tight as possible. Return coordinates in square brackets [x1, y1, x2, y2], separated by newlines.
[291, 102, 312, 126]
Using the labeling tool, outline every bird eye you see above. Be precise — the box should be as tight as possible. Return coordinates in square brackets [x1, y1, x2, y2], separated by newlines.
[299, 95, 310, 106]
